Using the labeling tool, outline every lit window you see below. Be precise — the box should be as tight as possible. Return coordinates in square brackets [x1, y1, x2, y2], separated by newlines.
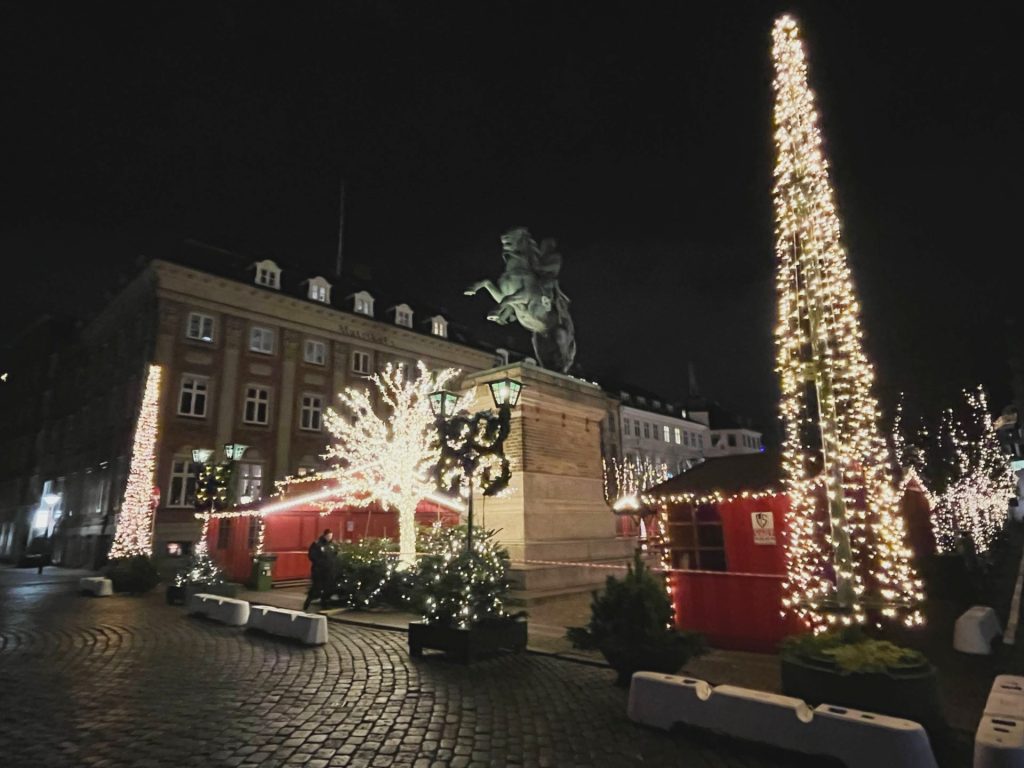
[431, 315, 448, 338]
[352, 291, 374, 317]
[662, 425, 671, 442]
[186, 312, 214, 343]
[244, 386, 270, 425]
[236, 462, 263, 502]
[394, 304, 414, 328]
[300, 394, 323, 431]
[308, 277, 331, 303]
[250, 327, 275, 354]
[674, 427, 682, 445]
[304, 339, 326, 366]
[253, 260, 281, 289]
[178, 376, 209, 418]
[168, 459, 198, 507]
[351, 350, 371, 376]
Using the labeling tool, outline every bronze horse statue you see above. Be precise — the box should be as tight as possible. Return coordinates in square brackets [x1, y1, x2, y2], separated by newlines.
[466, 227, 577, 373]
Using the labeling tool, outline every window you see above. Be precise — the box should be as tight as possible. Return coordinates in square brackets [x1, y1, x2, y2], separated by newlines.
[217, 518, 232, 549]
[431, 315, 448, 338]
[244, 386, 270, 425]
[633, 421, 640, 437]
[728, 434, 737, 447]
[178, 376, 209, 418]
[394, 304, 413, 328]
[186, 312, 214, 343]
[236, 462, 263, 502]
[698, 434, 704, 449]
[352, 291, 374, 316]
[643, 423, 650, 439]
[669, 503, 726, 572]
[663, 425, 671, 442]
[249, 327, 274, 354]
[300, 394, 323, 431]
[351, 350, 371, 375]
[254, 259, 280, 289]
[304, 339, 326, 366]
[623, 418, 630, 435]
[168, 459, 198, 507]
[674, 427, 682, 445]
[308, 277, 331, 303]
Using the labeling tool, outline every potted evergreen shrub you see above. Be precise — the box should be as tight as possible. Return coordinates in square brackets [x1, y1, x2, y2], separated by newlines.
[165, 551, 236, 605]
[408, 525, 527, 662]
[331, 537, 397, 609]
[567, 553, 707, 686]
[780, 628, 942, 733]
[105, 554, 161, 595]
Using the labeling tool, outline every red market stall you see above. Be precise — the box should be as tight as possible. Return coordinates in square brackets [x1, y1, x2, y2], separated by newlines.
[204, 480, 462, 583]
[646, 452, 934, 653]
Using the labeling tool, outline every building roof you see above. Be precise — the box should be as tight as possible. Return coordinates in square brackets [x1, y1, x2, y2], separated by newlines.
[647, 450, 783, 498]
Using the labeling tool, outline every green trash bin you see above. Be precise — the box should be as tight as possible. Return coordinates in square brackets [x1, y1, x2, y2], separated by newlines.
[250, 553, 277, 591]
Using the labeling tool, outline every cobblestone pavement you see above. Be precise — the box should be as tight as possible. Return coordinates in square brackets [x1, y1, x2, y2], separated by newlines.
[0, 573, 835, 768]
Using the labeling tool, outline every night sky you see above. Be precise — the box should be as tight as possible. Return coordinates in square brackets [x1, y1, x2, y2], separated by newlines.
[2, 2, 1021, 436]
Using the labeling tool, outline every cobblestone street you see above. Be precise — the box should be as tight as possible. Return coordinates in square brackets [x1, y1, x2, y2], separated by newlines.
[0, 569, 835, 768]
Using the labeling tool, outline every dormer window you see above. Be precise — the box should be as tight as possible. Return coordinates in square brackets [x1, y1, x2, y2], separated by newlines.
[393, 303, 414, 328]
[307, 276, 332, 304]
[430, 315, 448, 338]
[253, 259, 281, 290]
[352, 291, 374, 317]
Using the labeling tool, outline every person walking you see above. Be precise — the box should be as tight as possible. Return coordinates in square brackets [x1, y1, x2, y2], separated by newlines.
[302, 529, 335, 611]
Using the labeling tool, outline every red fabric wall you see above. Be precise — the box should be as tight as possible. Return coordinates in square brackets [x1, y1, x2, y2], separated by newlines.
[718, 494, 790, 575]
[671, 569, 806, 652]
[208, 500, 461, 583]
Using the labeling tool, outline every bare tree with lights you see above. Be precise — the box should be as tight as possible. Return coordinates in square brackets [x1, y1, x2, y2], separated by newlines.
[323, 361, 459, 569]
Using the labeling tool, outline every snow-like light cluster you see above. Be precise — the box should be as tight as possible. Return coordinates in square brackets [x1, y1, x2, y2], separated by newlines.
[110, 364, 162, 559]
[771, 15, 923, 631]
[603, 456, 668, 508]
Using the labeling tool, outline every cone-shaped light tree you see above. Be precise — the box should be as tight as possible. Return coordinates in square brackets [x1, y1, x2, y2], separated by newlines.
[771, 16, 924, 631]
[323, 361, 459, 568]
[109, 364, 163, 559]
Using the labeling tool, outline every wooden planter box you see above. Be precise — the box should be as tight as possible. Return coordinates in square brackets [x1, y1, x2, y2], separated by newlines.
[781, 655, 944, 733]
[166, 581, 242, 605]
[408, 620, 528, 663]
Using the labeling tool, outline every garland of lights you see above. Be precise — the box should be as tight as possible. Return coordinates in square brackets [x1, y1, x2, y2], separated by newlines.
[110, 364, 162, 559]
[771, 16, 923, 631]
[603, 456, 668, 508]
[323, 361, 459, 568]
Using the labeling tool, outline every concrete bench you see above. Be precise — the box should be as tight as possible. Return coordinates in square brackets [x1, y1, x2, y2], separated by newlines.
[79, 576, 113, 597]
[628, 672, 936, 768]
[955, 606, 1002, 655]
[247, 605, 327, 645]
[187, 593, 250, 626]
[976, 715, 1024, 767]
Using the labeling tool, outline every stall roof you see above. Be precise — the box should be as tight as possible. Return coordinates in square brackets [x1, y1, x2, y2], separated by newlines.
[647, 451, 784, 498]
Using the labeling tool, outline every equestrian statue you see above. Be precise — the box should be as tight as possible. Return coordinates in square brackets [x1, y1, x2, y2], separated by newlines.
[466, 227, 577, 373]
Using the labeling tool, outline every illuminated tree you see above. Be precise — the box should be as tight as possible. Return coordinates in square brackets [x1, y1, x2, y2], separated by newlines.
[110, 364, 162, 559]
[932, 387, 1015, 555]
[771, 16, 923, 630]
[324, 361, 458, 568]
[603, 456, 669, 506]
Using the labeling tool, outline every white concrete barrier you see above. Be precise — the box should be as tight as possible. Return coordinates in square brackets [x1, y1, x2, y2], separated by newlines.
[79, 576, 113, 597]
[975, 715, 1024, 767]
[955, 606, 1003, 655]
[987, 690, 1024, 721]
[627, 673, 714, 731]
[187, 593, 250, 626]
[247, 605, 327, 645]
[628, 673, 937, 768]
[994, 676, 1024, 698]
[813, 704, 937, 768]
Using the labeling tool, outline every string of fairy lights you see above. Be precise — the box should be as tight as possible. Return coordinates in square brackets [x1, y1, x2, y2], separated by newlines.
[771, 15, 923, 631]
[109, 364, 162, 559]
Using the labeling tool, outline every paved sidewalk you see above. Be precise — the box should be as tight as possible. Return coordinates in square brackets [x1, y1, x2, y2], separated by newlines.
[0, 575, 837, 767]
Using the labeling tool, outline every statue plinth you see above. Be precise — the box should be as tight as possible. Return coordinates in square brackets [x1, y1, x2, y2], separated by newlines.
[459, 363, 634, 593]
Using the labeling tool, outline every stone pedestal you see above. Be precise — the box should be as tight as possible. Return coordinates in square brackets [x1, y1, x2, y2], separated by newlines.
[459, 363, 634, 596]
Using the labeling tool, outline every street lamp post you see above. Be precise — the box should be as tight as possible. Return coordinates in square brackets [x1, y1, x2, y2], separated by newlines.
[430, 375, 522, 554]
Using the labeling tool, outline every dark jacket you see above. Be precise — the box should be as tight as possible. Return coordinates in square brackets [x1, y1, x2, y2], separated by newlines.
[308, 537, 333, 576]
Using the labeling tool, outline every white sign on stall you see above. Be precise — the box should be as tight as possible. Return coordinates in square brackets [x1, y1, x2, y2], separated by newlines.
[751, 511, 776, 545]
